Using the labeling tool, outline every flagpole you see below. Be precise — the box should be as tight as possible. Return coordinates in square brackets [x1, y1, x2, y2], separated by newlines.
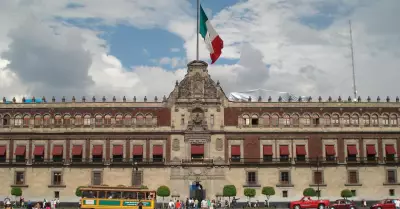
[196, 0, 200, 60]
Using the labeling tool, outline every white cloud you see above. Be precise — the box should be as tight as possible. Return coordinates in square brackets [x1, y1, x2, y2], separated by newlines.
[170, 48, 180, 52]
[0, 0, 399, 101]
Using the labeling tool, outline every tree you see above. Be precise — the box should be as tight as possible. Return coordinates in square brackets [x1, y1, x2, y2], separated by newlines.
[222, 185, 237, 203]
[244, 188, 256, 202]
[341, 189, 353, 199]
[75, 186, 83, 197]
[157, 185, 171, 209]
[11, 187, 22, 197]
[303, 188, 317, 197]
[140, 185, 148, 189]
[261, 186, 275, 207]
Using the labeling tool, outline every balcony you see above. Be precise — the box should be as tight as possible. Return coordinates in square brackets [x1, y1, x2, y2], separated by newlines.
[346, 157, 379, 164]
[229, 158, 292, 165]
[181, 158, 213, 166]
[384, 157, 399, 164]
[31, 159, 65, 165]
[321, 156, 338, 164]
[68, 158, 105, 165]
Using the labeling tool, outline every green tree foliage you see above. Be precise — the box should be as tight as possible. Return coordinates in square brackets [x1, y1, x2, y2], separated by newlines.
[75, 186, 83, 197]
[244, 188, 256, 201]
[11, 187, 22, 197]
[303, 188, 317, 197]
[157, 185, 171, 208]
[140, 185, 149, 189]
[222, 185, 237, 201]
[261, 187, 276, 207]
[341, 189, 353, 199]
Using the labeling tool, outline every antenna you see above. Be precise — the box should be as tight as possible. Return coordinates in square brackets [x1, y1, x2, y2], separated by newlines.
[349, 20, 357, 100]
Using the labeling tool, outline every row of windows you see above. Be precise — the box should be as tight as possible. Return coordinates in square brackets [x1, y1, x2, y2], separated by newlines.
[240, 113, 399, 127]
[245, 169, 399, 187]
[14, 170, 143, 187]
[1, 113, 157, 127]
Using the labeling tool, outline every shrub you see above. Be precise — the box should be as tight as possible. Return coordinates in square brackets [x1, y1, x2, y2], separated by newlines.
[222, 185, 237, 201]
[157, 185, 171, 208]
[261, 186, 275, 207]
[341, 189, 353, 199]
[303, 188, 317, 197]
[11, 187, 22, 197]
[244, 188, 256, 201]
[75, 186, 83, 197]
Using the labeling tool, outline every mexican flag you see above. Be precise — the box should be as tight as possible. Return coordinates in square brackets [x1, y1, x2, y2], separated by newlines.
[199, 5, 224, 64]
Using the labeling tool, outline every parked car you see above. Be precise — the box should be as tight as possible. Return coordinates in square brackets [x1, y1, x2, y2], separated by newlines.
[370, 199, 398, 209]
[329, 199, 357, 209]
[290, 196, 330, 209]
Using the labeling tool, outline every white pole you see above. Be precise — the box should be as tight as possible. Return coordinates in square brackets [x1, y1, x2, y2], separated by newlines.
[196, 0, 200, 60]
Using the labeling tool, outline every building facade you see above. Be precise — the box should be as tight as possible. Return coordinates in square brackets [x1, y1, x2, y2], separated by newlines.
[0, 60, 400, 202]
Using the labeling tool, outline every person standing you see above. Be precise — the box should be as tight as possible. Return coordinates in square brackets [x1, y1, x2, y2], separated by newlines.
[138, 200, 143, 209]
[395, 199, 400, 209]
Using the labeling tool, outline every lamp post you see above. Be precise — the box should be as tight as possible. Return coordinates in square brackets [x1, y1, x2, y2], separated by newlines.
[316, 156, 320, 200]
[134, 161, 138, 171]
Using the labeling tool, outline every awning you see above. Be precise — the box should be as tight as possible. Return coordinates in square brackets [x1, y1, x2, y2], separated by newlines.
[231, 145, 240, 155]
[153, 145, 163, 155]
[113, 145, 123, 155]
[366, 144, 376, 155]
[71, 145, 82, 155]
[0, 146, 6, 155]
[263, 145, 273, 155]
[280, 145, 289, 155]
[52, 145, 63, 155]
[92, 145, 103, 155]
[386, 144, 396, 155]
[15, 146, 26, 155]
[132, 145, 143, 155]
[296, 145, 307, 155]
[33, 145, 44, 155]
[191, 144, 204, 155]
[347, 145, 358, 155]
[325, 145, 336, 155]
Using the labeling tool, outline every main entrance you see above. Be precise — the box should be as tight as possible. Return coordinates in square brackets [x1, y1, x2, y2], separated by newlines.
[189, 181, 206, 201]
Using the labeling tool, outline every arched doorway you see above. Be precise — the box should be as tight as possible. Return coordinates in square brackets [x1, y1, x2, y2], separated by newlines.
[189, 181, 205, 202]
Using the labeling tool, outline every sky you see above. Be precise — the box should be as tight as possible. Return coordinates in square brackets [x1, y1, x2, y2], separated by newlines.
[0, 0, 399, 102]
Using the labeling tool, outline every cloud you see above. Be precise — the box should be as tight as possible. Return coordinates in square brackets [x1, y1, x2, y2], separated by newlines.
[170, 48, 180, 52]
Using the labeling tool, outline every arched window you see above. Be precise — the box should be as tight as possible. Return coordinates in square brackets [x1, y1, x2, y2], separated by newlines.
[136, 114, 144, 126]
[34, 115, 42, 126]
[303, 114, 311, 126]
[43, 114, 51, 126]
[332, 114, 340, 126]
[2, 114, 10, 126]
[351, 114, 359, 126]
[292, 115, 299, 127]
[382, 114, 390, 126]
[14, 114, 22, 126]
[54, 114, 62, 125]
[262, 115, 270, 127]
[324, 115, 331, 126]
[95, 115, 103, 126]
[371, 114, 379, 126]
[363, 115, 370, 126]
[74, 115, 82, 126]
[64, 115, 71, 126]
[104, 115, 112, 126]
[84, 115, 91, 126]
[271, 114, 279, 127]
[145, 114, 153, 126]
[242, 114, 250, 126]
[390, 115, 398, 126]
[124, 114, 132, 126]
[343, 114, 350, 126]
[283, 114, 290, 126]
[115, 114, 123, 126]
[23, 115, 30, 127]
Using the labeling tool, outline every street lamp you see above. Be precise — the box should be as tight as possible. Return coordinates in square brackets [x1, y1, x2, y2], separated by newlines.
[316, 156, 321, 200]
[134, 161, 138, 171]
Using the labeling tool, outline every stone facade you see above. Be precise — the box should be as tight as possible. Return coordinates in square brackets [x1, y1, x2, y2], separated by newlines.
[1, 60, 400, 202]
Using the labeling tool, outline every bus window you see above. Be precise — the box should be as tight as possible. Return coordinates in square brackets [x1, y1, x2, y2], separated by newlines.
[82, 191, 95, 198]
[108, 191, 121, 199]
[98, 191, 106, 198]
[123, 192, 136, 199]
[148, 192, 155, 200]
[137, 192, 145, 200]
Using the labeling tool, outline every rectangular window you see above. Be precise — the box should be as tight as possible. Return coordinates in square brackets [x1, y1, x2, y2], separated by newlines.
[132, 171, 143, 187]
[210, 115, 214, 126]
[389, 189, 395, 196]
[246, 171, 257, 185]
[152, 145, 163, 162]
[181, 115, 185, 125]
[0, 146, 6, 162]
[313, 118, 320, 126]
[52, 172, 62, 185]
[282, 190, 288, 198]
[313, 171, 323, 184]
[263, 145, 273, 162]
[231, 145, 241, 162]
[251, 117, 259, 126]
[348, 171, 359, 184]
[15, 171, 25, 185]
[351, 190, 357, 197]
[279, 171, 290, 185]
[54, 191, 60, 198]
[92, 171, 102, 185]
[387, 170, 397, 183]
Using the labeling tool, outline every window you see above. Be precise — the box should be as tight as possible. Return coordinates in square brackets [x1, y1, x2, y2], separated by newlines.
[332, 115, 339, 126]
[325, 145, 336, 161]
[295, 145, 306, 161]
[14, 115, 22, 126]
[3, 115, 10, 126]
[132, 171, 143, 187]
[324, 115, 331, 126]
[383, 115, 390, 126]
[371, 114, 378, 126]
[104, 115, 112, 126]
[132, 145, 143, 162]
[83, 115, 91, 126]
[112, 145, 123, 162]
[43, 114, 51, 126]
[263, 115, 270, 127]
[52, 171, 62, 185]
[246, 171, 257, 185]
[363, 115, 370, 126]
[92, 145, 103, 163]
[280, 145, 289, 162]
[15, 171, 25, 185]
[348, 171, 359, 184]
[34, 115, 42, 126]
[33, 145, 45, 162]
[54, 115, 62, 126]
[71, 145, 83, 162]
[282, 190, 288, 198]
[387, 170, 397, 183]
[115, 114, 123, 126]
[181, 115, 185, 125]
[343, 114, 350, 126]
[191, 144, 204, 159]
[231, 145, 241, 162]
[313, 171, 323, 184]
[74, 115, 82, 126]
[92, 171, 102, 185]
[251, 115, 259, 126]
[391, 115, 398, 126]
[263, 145, 273, 162]
[347, 145, 358, 162]
[316, 190, 321, 197]
[124, 115, 132, 126]
[303, 115, 311, 126]
[279, 171, 290, 185]
[23, 115, 30, 127]
[283, 115, 290, 126]
[54, 191, 60, 198]
[95, 115, 103, 126]
[292, 115, 299, 127]
[145, 114, 152, 126]
[351, 115, 359, 125]
[242, 115, 250, 126]
[351, 190, 357, 197]
[389, 189, 395, 196]
[0, 146, 6, 162]
[210, 115, 214, 126]
[136, 114, 144, 126]
[271, 115, 279, 127]
[62, 115, 70, 126]
[313, 117, 320, 126]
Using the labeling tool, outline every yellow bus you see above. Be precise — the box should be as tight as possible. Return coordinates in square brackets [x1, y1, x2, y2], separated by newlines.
[80, 186, 156, 209]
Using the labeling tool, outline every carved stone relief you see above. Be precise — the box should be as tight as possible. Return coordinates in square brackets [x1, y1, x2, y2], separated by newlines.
[172, 138, 180, 151]
[215, 138, 223, 151]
